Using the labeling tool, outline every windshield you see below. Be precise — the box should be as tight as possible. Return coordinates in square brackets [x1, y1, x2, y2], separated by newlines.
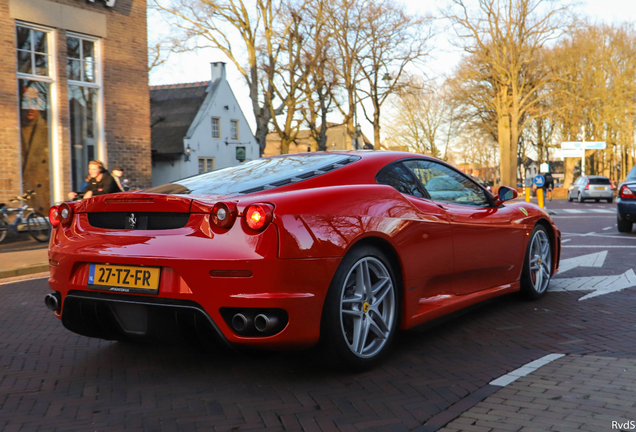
[627, 165, 636, 181]
[146, 154, 359, 195]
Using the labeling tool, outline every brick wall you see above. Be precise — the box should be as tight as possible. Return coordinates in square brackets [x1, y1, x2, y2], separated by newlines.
[0, 0, 151, 207]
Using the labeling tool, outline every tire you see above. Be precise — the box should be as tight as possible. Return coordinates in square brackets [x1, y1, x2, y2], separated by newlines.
[567, 192, 573, 202]
[607, 198, 614, 204]
[520, 225, 552, 300]
[321, 245, 399, 369]
[595, 199, 600, 203]
[26, 212, 51, 242]
[577, 192, 583, 203]
[0, 214, 9, 243]
[617, 217, 633, 233]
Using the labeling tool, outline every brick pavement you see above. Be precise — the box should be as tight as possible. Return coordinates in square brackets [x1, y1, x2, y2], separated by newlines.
[438, 355, 636, 432]
[2, 279, 636, 431]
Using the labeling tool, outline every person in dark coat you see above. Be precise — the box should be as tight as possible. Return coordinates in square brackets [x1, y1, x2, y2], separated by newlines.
[68, 160, 120, 200]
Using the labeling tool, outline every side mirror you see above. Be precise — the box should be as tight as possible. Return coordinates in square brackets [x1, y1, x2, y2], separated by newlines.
[494, 186, 518, 206]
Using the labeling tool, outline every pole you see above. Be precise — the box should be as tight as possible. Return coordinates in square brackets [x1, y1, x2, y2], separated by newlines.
[581, 128, 586, 176]
[537, 188, 544, 209]
[525, 187, 531, 203]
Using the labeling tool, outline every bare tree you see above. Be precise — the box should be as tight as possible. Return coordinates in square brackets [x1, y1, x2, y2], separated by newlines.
[153, 0, 296, 156]
[445, 0, 574, 187]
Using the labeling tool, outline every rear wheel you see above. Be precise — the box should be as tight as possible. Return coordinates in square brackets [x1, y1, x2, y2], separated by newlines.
[27, 212, 51, 242]
[520, 225, 552, 300]
[595, 199, 600, 203]
[617, 217, 633, 233]
[607, 198, 614, 203]
[321, 245, 399, 368]
[0, 214, 9, 243]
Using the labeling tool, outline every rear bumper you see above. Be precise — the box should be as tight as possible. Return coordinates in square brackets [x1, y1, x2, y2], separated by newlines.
[617, 200, 636, 221]
[581, 190, 613, 199]
[47, 215, 342, 349]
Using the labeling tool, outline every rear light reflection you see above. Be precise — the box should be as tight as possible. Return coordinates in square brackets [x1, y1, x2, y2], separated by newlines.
[244, 204, 273, 231]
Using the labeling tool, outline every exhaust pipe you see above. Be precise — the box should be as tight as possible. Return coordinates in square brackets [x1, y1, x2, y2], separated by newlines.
[231, 313, 252, 332]
[44, 293, 61, 311]
[254, 314, 278, 333]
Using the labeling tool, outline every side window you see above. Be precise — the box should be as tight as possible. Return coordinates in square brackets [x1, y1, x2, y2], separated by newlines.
[376, 163, 425, 198]
[403, 160, 489, 206]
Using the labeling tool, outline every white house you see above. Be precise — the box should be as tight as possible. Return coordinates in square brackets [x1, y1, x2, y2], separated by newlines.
[150, 62, 259, 186]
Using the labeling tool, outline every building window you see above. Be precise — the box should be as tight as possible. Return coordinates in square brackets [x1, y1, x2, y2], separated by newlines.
[230, 120, 239, 140]
[211, 117, 220, 138]
[67, 33, 102, 192]
[16, 23, 54, 212]
[198, 157, 215, 174]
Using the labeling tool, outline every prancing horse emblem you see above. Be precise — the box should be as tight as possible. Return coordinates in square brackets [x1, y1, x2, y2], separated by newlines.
[128, 213, 137, 229]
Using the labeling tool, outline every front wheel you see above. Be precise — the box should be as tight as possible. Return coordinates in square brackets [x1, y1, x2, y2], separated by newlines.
[27, 212, 51, 242]
[577, 192, 583, 203]
[0, 214, 9, 243]
[520, 225, 552, 300]
[321, 245, 399, 368]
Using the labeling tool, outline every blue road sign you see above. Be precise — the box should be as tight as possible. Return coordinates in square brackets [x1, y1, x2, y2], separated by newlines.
[533, 175, 545, 187]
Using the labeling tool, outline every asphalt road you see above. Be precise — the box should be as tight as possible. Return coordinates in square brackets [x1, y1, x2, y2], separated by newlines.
[1, 199, 635, 431]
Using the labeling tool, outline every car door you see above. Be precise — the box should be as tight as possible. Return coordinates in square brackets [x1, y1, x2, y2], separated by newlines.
[402, 160, 525, 296]
[375, 162, 454, 303]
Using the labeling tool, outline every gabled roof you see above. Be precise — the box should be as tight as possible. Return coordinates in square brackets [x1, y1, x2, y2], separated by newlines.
[150, 81, 209, 155]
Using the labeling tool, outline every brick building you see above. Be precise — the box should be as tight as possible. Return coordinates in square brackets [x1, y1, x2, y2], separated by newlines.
[0, 0, 151, 212]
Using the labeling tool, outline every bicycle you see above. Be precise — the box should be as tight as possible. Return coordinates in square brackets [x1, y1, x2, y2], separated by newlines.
[0, 190, 51, 243]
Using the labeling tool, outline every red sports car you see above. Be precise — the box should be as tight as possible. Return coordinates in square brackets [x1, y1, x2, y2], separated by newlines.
[46, 152, 560, 367]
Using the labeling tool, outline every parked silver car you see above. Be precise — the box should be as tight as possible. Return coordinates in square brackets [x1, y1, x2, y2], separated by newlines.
[567, 175, 614, 203]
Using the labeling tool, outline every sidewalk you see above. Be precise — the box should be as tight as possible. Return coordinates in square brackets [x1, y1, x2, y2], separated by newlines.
[0, 235, 48, 279]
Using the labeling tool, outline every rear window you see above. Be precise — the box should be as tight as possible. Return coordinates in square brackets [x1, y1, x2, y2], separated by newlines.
[146, 154, 359, 195]
[627, 165, 636, 181]
[589, 178, 611, 185]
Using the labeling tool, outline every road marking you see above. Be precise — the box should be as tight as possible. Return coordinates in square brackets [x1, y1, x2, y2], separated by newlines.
[561, 239, 571, 243]
[602, 226, 612, 231]
[561, 232, 636, 241]
[558, 251, 607, 273]
[490, 354, 565, 387]
[549, 209, 615, 214]
[550, 269, 636, 300]
[563, 245, 636, 248]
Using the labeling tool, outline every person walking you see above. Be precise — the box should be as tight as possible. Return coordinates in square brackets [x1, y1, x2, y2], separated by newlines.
[67, 160, 120, 200]
[544, 171, 554, 201]
[111, 166, 125, 192]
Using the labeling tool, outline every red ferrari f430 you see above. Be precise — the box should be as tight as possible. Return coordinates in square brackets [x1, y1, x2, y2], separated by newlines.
[46, 152, 560, 367]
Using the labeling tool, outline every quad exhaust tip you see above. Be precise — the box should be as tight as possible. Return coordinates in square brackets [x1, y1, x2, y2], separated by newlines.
[254, 314, 278, 333]
[231, 313, 252, 332]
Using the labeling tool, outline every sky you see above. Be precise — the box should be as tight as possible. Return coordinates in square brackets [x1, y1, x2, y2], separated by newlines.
[148, 0, 636, 140]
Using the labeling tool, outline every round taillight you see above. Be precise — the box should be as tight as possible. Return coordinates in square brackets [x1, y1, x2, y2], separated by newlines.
[211, 202, 237, 228]
[60, 203, 74, 226]
[244, 204, 273, 231]
[620, 185, 635, 199]
[49, 206, 60, 227]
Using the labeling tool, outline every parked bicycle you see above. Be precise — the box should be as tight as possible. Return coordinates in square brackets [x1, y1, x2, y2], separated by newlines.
[0, 190, 51, 243]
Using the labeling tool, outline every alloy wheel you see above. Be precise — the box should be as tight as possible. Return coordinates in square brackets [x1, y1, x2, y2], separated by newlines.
[339, 257, 395, 359]
[528, 230, 552, 294]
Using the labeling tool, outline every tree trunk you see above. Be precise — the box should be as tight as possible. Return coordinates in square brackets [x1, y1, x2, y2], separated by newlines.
[497, 114, 515, 187]
[373, 110, 381, 150]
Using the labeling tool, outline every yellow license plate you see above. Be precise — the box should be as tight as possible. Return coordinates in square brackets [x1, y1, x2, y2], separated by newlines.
[595, 187, 605, 190]
[88, 264, 161, 294]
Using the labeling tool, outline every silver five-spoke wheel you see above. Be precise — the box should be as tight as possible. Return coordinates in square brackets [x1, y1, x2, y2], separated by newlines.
[528, 230, 551, 294]
[340, 257, 395, 359]
[521, 225, 552, 299]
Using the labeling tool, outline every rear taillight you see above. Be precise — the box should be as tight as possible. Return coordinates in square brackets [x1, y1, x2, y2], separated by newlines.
[244, 204, 273, 231]
[59, 203, 74, 226]
[49, 206, 60, 227]
[584, 179, 589, 190]
[620, 185, 636, 199]
[211, 202, 237, 228]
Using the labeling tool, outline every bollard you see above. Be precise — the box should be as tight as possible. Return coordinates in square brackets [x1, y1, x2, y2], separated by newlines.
[537, 187, 544, 208]
[525, 187, 531, 203]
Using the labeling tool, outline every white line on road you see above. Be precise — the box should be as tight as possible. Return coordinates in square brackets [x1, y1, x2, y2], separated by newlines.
[563, 245, 636, 248]
[490, 354, 566, 387]
[602, 227, 612, 231]
[551, 269, 636, 301]
[559, 251, 607, 273]
[562, 239, 572, 243]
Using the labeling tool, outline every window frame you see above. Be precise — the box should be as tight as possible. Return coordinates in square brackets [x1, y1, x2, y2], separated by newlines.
[66, 31, 106, 185]
[211, 117, 220, 139]
[376, 157, 495, 207]
[230, 119, 239, 140]
[198, 157, 215, 174]
[15, 21, 64, 205]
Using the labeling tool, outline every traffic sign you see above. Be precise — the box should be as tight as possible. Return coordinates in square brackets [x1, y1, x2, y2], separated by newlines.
[561, 141, 606, 150]
[533, 175, 545, 187]
[540, 163, 549, 173]
[559, 149, 584, 158]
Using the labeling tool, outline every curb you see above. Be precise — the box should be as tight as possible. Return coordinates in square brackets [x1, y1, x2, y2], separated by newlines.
[0, 264, 49, 280]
